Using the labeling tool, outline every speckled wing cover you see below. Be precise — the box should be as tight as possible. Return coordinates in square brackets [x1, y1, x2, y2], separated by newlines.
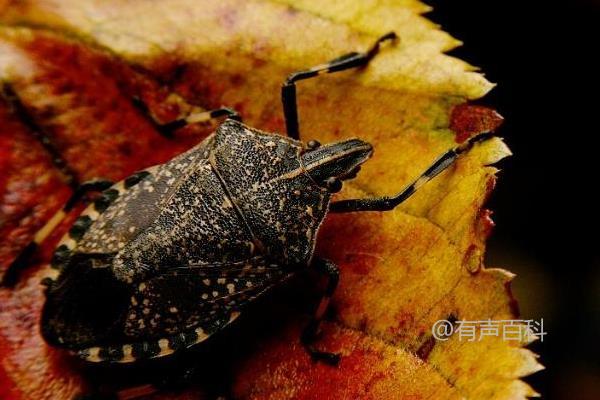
[42, 120, 330, 363]
[211, 120, 331, 265]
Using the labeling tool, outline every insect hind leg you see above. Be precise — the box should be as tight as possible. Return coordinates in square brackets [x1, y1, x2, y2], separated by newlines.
[1, 178, 114, 287]
[281, 32, 397, 140]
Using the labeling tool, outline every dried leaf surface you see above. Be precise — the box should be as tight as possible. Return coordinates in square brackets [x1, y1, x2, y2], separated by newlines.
[0, 1, 541, 399]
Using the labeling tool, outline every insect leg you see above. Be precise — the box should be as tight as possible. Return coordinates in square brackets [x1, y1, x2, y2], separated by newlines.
[301, 258, 341, 365]
[156, 107, 241, 136]
[330, 132, 494, 213]
[133, 97, 240, 137]
[1, 83, 79, 189]
[281, 32, 397, 140]
[1, 178, 114, 287]
[63, 179, 116, 211]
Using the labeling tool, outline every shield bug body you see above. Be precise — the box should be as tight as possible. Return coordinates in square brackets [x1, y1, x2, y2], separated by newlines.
[5, 32, 493, 371]
[41, 118, 371, 363]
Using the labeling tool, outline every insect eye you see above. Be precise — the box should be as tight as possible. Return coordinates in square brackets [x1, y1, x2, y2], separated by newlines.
[306, 140, 321, 150]
[324, 177, 342, 193]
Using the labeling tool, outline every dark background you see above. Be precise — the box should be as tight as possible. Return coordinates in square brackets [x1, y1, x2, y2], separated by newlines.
[428, 0, 600, 398]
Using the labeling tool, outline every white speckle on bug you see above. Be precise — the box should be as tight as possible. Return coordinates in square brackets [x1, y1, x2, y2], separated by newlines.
[194, 328, 208, 342]
[84, 209, 100, 220]
[217, 278, 225, 284]
[59, 237, 77, 250]
[229, 311, 241, 322]
[169, 306, 178, 313]
[212, 291, 219, 297]
[138, 283, 146, 291]
[44, 268, 59, 281]
[226, 283, 235, 294]
[306, 206, 313, 217]
[203, 279, 210, 285]
[157, 339, 173, 356]
[121, 345, 134, 362]
[86, 347, 101, 362]
[201, 293, 209, 299]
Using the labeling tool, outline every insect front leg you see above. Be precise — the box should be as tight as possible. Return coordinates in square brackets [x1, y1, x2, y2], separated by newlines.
[1, 178, 114, 286]
[330, 132, 494, 213]
[281, 32, 397, 140]
[302, 258, 341, 365]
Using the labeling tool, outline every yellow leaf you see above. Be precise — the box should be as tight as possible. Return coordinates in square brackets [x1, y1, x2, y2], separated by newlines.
[0, 0, 542, 398]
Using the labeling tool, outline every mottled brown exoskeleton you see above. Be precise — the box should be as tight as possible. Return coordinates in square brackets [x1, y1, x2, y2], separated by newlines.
[4, 32, 492, 386]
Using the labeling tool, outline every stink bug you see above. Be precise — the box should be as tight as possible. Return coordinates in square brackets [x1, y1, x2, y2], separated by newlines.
[5, 32, 492, 375]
